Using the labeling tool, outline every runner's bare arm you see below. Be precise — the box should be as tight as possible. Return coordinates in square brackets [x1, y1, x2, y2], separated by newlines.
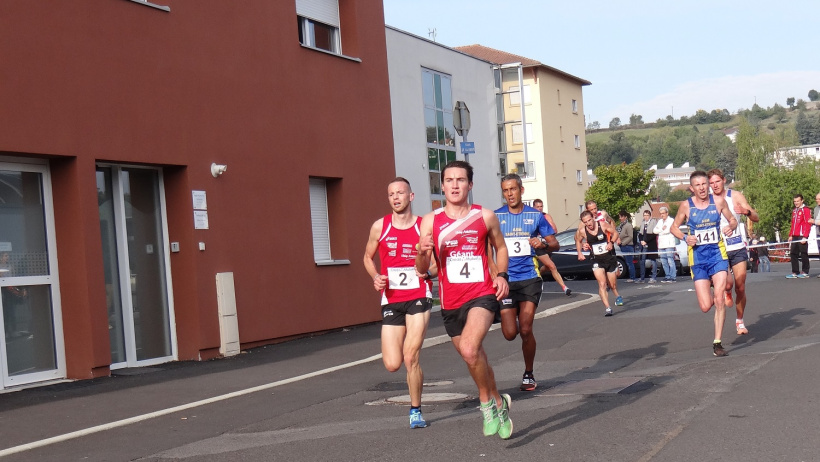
[733, 190, 759, 223]
[715, 195, 738, 236]
[414, 213, 435, 275]
[483, 208, 509, 300]
[364, 219, 387, 291]
[671, 201, 691, 245]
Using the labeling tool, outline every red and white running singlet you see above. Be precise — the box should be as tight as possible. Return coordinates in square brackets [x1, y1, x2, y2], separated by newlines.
[378, 215, 433, 305]
[432, 205, 495, 310]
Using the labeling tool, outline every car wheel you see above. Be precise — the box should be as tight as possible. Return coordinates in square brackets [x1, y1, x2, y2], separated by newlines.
[616, 257, 627, 279]
[563, 273, 578, 281]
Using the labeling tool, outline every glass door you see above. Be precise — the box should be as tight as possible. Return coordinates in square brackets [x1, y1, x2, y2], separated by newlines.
[0, 162, 65, 389]
[97, 165, 176, 368]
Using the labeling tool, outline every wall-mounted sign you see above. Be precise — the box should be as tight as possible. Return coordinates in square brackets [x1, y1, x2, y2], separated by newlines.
[192, 190, 207, 210]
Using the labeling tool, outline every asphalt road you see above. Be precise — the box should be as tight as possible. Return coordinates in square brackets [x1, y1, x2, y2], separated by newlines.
[1, 262, 819, 461]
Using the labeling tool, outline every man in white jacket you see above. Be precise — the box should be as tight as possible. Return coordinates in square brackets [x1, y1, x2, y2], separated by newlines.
[654, 206, 677, 282]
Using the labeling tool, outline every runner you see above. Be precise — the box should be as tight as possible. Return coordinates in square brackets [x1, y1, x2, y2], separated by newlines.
[532, 198, 572, 295]
[576, 210, 623, 316]
[363, 177, 435, 429]
[414, 160, 513, 440]
[671, 170, 737, 357]
[708, 169, 758, 335]
[495, 176, 559, 391]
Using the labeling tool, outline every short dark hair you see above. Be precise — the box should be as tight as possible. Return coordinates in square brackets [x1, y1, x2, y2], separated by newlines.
[618, 210, 631, 220]
[794, 193, 804, 200]
[500, 173, 523, 188]
[442, 160, 473, 183]
[580, 210, 593, 220]
[689, 170, 708, 183]
[533, 199, 543, 206]
[584, 200, 597, 209]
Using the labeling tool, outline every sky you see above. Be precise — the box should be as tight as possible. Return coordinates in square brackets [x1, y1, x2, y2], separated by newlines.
[382, 0, 820, 125]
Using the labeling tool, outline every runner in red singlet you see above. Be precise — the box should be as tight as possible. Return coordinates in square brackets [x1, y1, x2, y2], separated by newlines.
[415, 160, 514, 440]
[364, 178, 435, 429]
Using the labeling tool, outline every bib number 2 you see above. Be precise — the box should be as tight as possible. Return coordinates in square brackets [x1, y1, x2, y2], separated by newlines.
[387, 267, 420, 290]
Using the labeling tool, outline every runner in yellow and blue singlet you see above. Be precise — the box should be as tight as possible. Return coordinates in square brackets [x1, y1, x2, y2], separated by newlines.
[686, 194, 729, 281]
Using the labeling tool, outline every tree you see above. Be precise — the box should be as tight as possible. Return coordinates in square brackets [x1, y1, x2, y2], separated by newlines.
[735, 116, 820, 239]
[808, 89, 819, 102]
[796, 99, 807, 111]
[629, 113, 644, 126]
[585, 161, 655, 217]
[609, 117, 621, 129]
[649, 178, 671, 201]
[787, 97, 795, 109]
[587, 120, 601, 130]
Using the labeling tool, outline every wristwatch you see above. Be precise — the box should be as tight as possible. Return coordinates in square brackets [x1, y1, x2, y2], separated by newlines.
[496, 272, 509, 282]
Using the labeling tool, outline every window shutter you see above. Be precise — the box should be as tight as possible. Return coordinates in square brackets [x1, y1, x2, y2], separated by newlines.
[295, 0, 340, 27]
[309, 178, 331, 262]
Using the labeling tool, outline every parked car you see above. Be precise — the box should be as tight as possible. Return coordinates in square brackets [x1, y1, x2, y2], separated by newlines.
[545, 228, 688, 281]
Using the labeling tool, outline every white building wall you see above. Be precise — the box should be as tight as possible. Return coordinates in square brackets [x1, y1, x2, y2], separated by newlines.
[385, 27, 501, 215]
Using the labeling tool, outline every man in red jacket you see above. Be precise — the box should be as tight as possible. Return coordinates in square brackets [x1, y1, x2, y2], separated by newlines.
[786, 194, 812, 278]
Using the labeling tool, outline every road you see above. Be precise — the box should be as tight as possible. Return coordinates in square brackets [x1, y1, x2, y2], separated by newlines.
[1, 263, 818, 461]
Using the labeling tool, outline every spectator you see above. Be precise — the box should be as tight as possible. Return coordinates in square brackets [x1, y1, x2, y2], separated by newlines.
[654, 206, 677, 283]
[786, 194, 812, 278]
[617, 211, 636, 282]
[637, 210, 658, 283]
[758, 237, 771, 273]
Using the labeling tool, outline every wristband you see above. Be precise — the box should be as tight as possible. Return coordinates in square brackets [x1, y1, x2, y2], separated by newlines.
[496, 272, 509, 282]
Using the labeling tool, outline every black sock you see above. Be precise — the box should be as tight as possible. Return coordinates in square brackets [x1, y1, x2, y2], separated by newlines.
[524, 370, 533, 376]
[411, 406, 420, 411]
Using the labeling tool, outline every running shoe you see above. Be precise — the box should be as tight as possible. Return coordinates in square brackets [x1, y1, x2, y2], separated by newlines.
[497, 394, 513, 440]
[563, 286, 572, 296]
[520, 372, 537, 391]
[713, 341, 727, 357]
[798, 273, 809, 278]
[637, 279, 646, 284]
[615, 296, 624, 306]
[605, 307, 613, 317]
[649, 279, 657, 284]
[736, 320, 748, 335]
[661, 279, 672, 284]
[409, 408, 427, 429]
[625, 279, 635, 283]
[725, 291, 733, 307]
[480, 398, 500, 436]
[786, 274, 798, 279]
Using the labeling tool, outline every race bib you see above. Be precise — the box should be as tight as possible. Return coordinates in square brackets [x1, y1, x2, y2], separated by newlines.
[724, 234, 742, 246]
[592, 242, 609, 255]
[387, 267, 420, 290]
[445, 255, 484, 284]
[505, 237, 532, 257]
[693, 227, 720, 245]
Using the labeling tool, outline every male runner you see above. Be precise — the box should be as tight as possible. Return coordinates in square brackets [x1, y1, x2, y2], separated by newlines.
[532, 199, 572, 295]
[495, 176, 559, 391]
[671, 170, 737, 357]
[415, 160, 513, 440]
[576, 210, 623, 316]
[708, 169, 758, 335]
[363, 178, 435, 429]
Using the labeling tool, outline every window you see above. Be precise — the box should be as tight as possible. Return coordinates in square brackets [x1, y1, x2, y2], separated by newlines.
[576, 170, 583, 183]
[512, 123, 533, 144]
[572, 99, 578, 113]
[574, 135, 581, 148]
[296, 0, 340, 54]
[422, 68, 455, 210]
[557, 89, 561, 105]
[515, 161, 536, 180]
[309, 178, 331, 262]
[509, 85, 531, 106]
[309, 177, 349, 264]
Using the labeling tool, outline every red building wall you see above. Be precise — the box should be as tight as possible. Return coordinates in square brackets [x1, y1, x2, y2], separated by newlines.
[0, 0, 395, 378]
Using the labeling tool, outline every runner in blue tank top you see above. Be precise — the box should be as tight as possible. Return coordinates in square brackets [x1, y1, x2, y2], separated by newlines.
[671, 170, 737, 357]
[493, 174, 558, 391]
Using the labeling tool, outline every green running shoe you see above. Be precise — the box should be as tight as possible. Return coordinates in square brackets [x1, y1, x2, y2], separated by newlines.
[497, 394, 513, 440]
[480, 398, 499, 436]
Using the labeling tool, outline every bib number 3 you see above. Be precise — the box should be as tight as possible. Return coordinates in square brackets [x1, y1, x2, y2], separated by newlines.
[504, 237, 531, 257]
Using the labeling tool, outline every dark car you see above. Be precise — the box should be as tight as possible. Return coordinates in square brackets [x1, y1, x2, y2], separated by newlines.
[544, 229, 682, 281]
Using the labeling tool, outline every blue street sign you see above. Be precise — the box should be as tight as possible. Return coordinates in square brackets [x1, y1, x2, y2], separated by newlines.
[460, 141, 475, 154]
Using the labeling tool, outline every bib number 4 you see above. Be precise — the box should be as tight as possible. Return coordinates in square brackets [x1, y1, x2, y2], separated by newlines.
[446, 255, 484, 283]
